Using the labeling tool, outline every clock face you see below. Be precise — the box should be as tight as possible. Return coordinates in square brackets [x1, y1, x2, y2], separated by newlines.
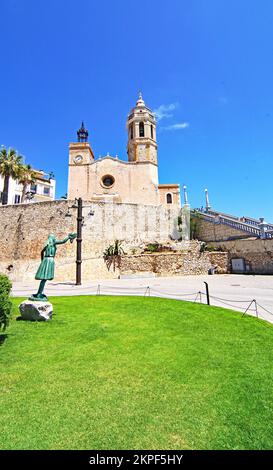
[74, 155, 83, 164]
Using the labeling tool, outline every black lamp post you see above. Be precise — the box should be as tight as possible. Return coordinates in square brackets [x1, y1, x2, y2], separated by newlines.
[76, 197, 83, 285]
[65, 197, 94, 286]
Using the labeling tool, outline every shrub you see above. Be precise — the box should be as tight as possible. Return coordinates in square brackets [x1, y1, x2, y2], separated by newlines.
[0, 274, 12, 331]
[201, 244, 224, 252]
[190, 210, 202, 239]
[205, 245, 218, 252]
[0, 274, 12, 297]
[103, 240, 124, 258]
[177, 215, 182, 232]
[103, 240, 124, 271]
[145, 243, 161, 253]
[200, 242, 207, 253]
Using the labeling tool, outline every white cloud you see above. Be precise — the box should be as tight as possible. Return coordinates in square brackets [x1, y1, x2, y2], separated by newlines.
[153, 102, 189, 131]
[153, 102, 179, 121]
[161, 122, 190, 131]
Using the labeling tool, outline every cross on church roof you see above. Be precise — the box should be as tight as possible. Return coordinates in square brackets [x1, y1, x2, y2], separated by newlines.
[136, 91, 145, 107]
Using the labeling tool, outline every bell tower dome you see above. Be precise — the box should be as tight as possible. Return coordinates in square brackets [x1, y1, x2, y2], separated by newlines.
[126, 93, 158, 164]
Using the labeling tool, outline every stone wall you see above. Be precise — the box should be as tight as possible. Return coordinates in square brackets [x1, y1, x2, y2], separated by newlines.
[211, 238, 273, 274]
[196, 218, 252, 242]
[192, 217, 273, 275]
[119, 250, 229, 277]
[0, 200, 181, 282]
[0, 200, 230, 281]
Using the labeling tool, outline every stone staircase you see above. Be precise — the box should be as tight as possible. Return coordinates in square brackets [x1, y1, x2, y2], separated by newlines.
[195, 209, 273, 239]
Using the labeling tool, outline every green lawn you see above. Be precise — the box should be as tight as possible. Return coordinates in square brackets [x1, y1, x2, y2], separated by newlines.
[1, 296, 273, 450]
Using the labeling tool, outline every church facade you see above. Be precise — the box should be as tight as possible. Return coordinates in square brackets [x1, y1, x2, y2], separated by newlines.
[67, 94, 180, 207]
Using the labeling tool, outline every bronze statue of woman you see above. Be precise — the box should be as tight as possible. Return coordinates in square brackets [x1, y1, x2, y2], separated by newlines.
[30, 233, 77, 301]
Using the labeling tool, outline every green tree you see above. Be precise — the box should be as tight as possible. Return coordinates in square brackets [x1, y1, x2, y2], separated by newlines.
[0, 146, 24, 205]
[18, 164, 37, 203]
[190, 209, 202, 239]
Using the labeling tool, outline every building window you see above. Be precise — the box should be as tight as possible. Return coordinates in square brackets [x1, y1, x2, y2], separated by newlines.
[139, 121, 144, 137]
[151, 125, 154, 139]
[14, 195, 21, 204]
[43, 187, 50, 196]
[30, 184, 37, 194]
[101, 175, 115, 188]
[166, 193, 173, 204]
[130, 124, 133, 139]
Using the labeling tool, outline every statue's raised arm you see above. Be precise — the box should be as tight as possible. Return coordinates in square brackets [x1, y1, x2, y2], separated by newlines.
[54, 233, 77, 245]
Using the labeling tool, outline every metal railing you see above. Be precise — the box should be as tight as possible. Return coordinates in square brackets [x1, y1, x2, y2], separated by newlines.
[194, 210, 270, 237]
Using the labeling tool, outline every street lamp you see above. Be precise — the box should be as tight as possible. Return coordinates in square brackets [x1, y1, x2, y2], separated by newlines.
[76, 198, 83, 285]
[65, 198, 95, 285]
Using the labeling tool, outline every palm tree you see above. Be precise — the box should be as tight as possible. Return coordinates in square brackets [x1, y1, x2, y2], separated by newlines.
[18, 164, 37, 203]
[0, 147, 24, 205]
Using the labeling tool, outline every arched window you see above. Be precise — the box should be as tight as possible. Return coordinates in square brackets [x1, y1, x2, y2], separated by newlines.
[166, 193, 172, 204]
[139, 121, 144, 137]
[151, 125, 154, 139]
[130, 124, 133, 139]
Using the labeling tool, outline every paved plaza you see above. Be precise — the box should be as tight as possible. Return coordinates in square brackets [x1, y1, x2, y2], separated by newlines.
[11, 274, 273, 324]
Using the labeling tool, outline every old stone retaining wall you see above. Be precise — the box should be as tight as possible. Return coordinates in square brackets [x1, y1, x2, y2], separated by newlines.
[119, 251, 229, 277]
[0, 200, 230, 281]
[196, 218, 252, 242]
[212, 238, 273, 274]
[0, 200, 181, 282]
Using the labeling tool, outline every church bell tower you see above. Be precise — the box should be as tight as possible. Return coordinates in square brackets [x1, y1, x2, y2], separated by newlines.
[68, 122, 95, 200]
[126, 93, 158, 164]
[69, 121, 94, 167]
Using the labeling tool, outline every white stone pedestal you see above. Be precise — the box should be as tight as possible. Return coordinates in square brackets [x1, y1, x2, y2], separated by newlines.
[19, 300, 53, 321]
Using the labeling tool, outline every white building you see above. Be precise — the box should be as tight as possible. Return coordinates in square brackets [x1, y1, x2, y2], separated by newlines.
[0, 170, 56, 205]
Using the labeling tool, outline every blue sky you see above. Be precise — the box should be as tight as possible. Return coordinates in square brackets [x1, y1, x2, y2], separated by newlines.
[1, 0, 273, 219]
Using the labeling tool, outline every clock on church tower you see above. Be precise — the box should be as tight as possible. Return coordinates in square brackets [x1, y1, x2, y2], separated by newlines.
[69, 122, 94, 166]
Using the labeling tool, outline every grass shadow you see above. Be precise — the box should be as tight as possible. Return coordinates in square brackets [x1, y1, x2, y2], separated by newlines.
[0, 334, 8, 346]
